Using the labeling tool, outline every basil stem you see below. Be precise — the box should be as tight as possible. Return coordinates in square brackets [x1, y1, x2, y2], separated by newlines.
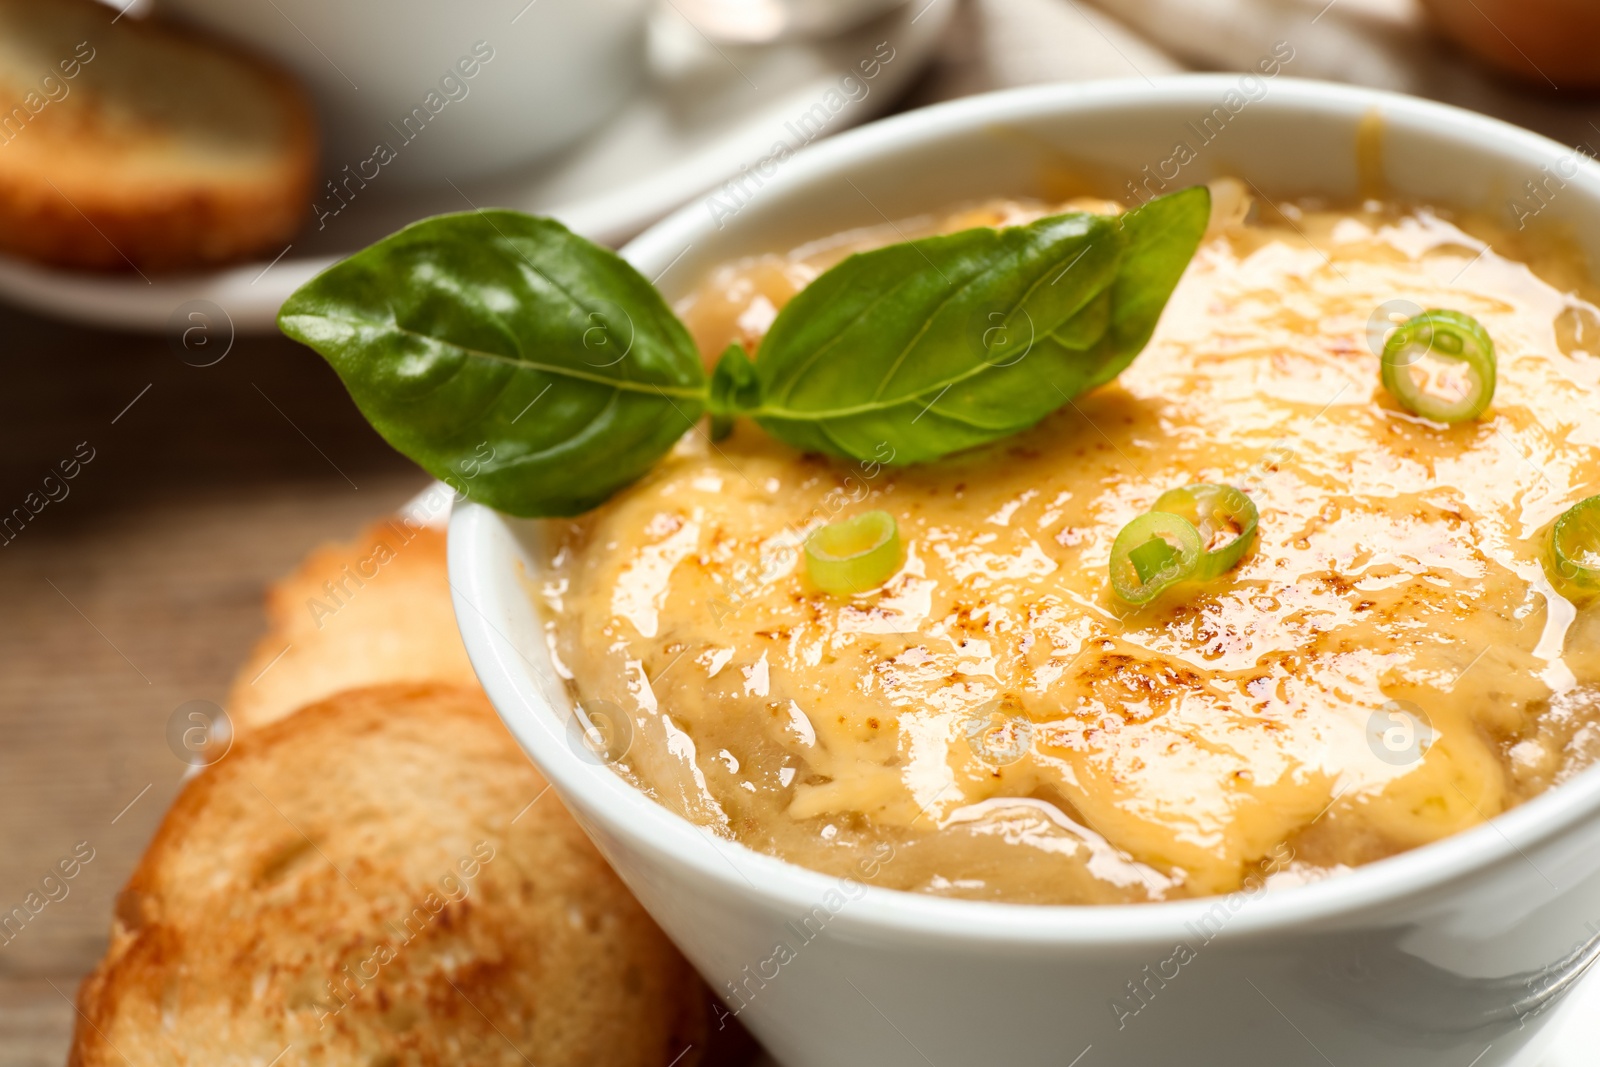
[709, 343, 759, 441]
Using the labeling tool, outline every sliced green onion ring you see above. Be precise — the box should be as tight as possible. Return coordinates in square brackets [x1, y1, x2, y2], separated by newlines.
[1152, 482, 1259, 580]
[1550, 495, 1600, 593]
[805, 510, 903, 596]
[1380, 309, 1496, 424]
[1110, 511, 1203, 605]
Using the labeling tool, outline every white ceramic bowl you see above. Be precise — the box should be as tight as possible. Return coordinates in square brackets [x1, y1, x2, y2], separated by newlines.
[450, 78, 1600, 1067]
[159, 0, 651, 183]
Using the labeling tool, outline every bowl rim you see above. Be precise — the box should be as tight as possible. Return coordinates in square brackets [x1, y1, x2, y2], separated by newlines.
[451, 74, 1600, 948]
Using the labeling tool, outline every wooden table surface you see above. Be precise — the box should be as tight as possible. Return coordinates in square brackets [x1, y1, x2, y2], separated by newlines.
[0, 302, 430, 1065]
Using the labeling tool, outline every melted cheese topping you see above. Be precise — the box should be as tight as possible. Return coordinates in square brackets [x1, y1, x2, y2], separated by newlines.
[539, 184, 1600, 904]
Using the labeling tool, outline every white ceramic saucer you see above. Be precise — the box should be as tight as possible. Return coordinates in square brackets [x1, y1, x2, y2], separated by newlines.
[0, 0, 952, 334]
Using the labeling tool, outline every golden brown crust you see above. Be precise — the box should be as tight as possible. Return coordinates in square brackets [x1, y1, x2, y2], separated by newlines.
[228, 520, 480, 731]
[0, 0, 317, 272]
[70, 683, 709, 1067]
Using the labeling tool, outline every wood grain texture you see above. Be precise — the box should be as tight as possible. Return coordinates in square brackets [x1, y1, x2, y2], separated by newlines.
[0, 300, 427, 1067]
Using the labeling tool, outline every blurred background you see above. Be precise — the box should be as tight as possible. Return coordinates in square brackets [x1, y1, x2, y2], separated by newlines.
[2, 0, 1598, 1062]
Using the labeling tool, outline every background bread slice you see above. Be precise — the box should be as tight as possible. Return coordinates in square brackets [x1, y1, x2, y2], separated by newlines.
[229, 519, 480, 730]
[70, 683, 709, 1067]
[0, 0, 316, 271]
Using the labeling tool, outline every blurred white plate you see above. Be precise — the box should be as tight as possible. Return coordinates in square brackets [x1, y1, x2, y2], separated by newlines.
[0, 0, 951, 334]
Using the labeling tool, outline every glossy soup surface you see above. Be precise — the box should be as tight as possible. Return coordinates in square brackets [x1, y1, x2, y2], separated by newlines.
[535, 183, 1600, 904]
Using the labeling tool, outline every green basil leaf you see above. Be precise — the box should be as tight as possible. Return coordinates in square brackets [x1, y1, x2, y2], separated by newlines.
[278, 210, 707, 517]
[1020, 185, 1212, 400]
[1050, 287, 1112, 350]
[1074, 184, 1211, 389]
[748, 211, 1127, 464]
[278, 189, 1211, 518]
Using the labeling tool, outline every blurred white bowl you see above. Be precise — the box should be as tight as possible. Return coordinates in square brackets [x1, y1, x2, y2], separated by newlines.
[158, 0, 651, 183]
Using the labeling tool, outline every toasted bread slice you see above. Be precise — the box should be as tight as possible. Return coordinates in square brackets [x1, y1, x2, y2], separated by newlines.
[0, 0, 316, 271]
[70, 683, 709, 1067]
[229, 519, 480, 730]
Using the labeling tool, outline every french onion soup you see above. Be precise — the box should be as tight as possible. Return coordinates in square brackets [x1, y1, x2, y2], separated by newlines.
[533, 182, 1600, 904]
